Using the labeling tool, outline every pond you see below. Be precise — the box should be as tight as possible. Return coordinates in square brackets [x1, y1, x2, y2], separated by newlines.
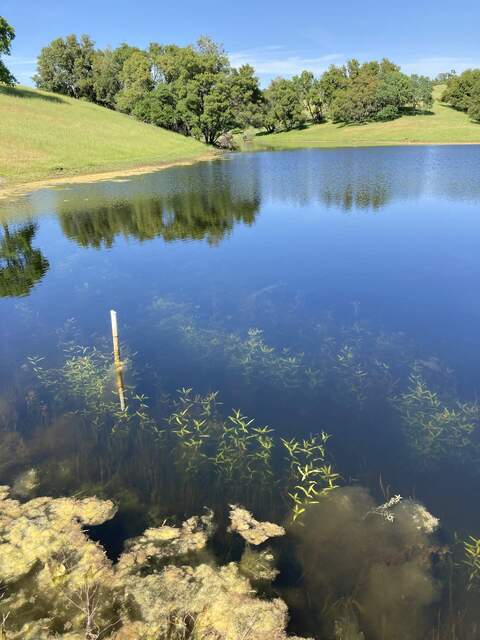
[1, 146, 480, 638]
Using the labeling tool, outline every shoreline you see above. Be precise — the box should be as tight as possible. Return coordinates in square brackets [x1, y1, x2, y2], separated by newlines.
[1, 140, 479, 202]
[0, 152, 219, 201]
[243, 139, 480, 152]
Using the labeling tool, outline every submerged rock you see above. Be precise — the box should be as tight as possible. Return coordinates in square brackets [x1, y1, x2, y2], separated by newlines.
[229, 504, 285, 545]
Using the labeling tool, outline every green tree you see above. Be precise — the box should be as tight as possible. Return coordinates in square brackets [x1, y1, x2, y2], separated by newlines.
[468, 88, 480, 122]
[229, 64, 264, 129]
[443, 69, 480, 113]
[0, 223, 49, 297]
[198, 75, 238, 143]
[263, 77, 305, 131]
[322, 59, 411, 124]
[435, 70, 456, 84]
[92, 44, 139, 108]
[132, 83, 178, 129]
[115, 50, 153, 113]
[142, 37, 260, 144]
[0, 16, 16, 85]
[34, 34, 96, 99]
[293, 70, 323, 123]
[376, 71, 413, 111]
[318, 64, 348, 113]
[330, 72, 380, 123]
[409, 75, 433, 112]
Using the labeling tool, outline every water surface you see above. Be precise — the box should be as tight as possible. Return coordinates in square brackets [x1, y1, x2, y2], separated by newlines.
[1, 146, 480, 635]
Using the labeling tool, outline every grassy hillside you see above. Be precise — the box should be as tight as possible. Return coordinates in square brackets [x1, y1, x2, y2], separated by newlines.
[243, 86, 480, 150]
[0, 85, 212, 186]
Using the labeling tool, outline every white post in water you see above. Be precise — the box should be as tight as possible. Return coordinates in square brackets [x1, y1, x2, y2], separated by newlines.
[110, 310, 126, 411]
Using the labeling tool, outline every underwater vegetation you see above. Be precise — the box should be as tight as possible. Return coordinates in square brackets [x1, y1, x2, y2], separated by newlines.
[282, 434, 340, 523]
[24, 338, 339, 521]
[27, 343, 159, 436]
[394, 370, 480, 465]
[0, 487, 310, 640]
[148, 296, 480, 474]
[292, 487, 443, 640]
[464, 536, 480, 591]
[1, 484, 478, 640]
[148, 296, 400, 408]
[0, 311, 477, 639]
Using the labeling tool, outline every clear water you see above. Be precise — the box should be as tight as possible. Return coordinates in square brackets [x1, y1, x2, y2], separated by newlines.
[1, 146, 480, 635]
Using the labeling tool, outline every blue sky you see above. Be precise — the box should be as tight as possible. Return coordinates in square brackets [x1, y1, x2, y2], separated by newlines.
[3, 0, 480, 86]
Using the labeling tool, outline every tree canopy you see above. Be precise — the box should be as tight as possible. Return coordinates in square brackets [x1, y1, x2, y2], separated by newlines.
[318, 59, 433, 124]
[34, 34, 96, 99]
[32, 29, 441, 141]
[0, 16, 16, 85]
[442, 70, 480, 122]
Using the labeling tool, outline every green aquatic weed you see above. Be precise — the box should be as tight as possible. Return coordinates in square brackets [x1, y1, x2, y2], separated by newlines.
[464, 536, 480, 590]
[167, 387, 220, 475]
[213, 409, 275, 485]
[395, 372, 480, 462]
[282, 433, 340, 522]
[27, 345, 160, 436]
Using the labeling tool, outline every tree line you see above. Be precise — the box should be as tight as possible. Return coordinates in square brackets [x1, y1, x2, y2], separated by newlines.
[1, 15, 480, 144]
[33, 34, 263, 146]
[31, 34, 439, 142]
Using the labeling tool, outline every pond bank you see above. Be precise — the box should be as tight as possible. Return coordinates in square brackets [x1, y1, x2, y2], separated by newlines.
[0, 152, 219, 201]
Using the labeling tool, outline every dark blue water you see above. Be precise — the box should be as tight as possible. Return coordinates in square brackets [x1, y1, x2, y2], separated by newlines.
[1, 146, 480, 635]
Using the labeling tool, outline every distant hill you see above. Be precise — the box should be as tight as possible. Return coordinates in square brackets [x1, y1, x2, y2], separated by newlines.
[243, 86, 480, 150]
[0, 85, 212, 187]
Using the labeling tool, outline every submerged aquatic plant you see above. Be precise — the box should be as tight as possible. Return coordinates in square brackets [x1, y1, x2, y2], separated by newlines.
[0, 488, 309, 640]
[395, 372, 480, 463]
[464, 536, 480, 591]
[167, 387, 220, 475]
[27, 344, 160, 436]
[282, 433, 340, 522]
[166, 388, 276, 493]
[150, 296, 406, 411]
[165, 387, 339, 512]
[364, 494, 402, 523]
[182, 324, 309, 389]
[214, 410, 275, 486]
[293, 487, 442, 640]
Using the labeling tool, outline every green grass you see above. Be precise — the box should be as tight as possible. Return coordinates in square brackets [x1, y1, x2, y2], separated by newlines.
[243, 86, 480, 151]
[0, 85, 212, 186]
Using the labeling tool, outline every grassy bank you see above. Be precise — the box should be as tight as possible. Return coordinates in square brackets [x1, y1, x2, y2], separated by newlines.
[2, 85, 479, 193]
[242, 86, 480, 150]
[0, 85, 214, 187]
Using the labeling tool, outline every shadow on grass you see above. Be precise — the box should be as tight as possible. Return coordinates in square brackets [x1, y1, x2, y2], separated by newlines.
[0, 85, 65, 104]
[254, 123, 315, 137]
[401, 107, 434, 117]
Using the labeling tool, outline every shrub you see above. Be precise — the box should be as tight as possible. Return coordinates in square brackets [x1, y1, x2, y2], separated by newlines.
[375, 105, 400, 121]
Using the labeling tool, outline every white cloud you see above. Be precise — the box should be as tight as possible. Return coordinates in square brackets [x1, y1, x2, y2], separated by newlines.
[399, 56, 480, 77]
[229, 46, 343, 80]
[8, 56, 37, 65]
[5, 56, 37, 85]
[229, 48, 480, 82]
